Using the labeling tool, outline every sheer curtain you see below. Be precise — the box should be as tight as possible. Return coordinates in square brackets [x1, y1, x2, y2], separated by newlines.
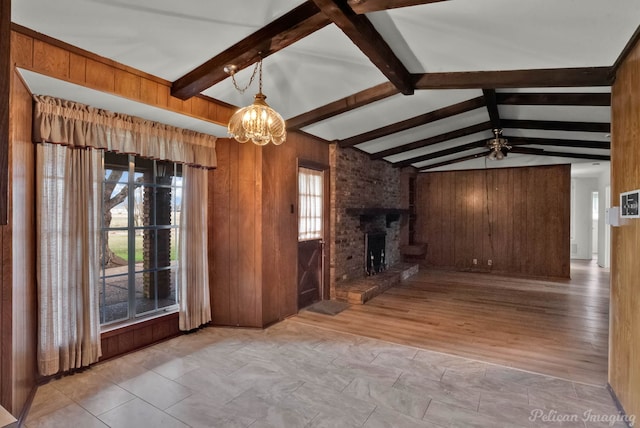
[33, 95, 217, 373]
[36, 143, 103, 376]
[178, 166, 211, 331]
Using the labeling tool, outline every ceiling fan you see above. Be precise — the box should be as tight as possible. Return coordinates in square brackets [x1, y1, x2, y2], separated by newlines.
[486, 129, 512, 161]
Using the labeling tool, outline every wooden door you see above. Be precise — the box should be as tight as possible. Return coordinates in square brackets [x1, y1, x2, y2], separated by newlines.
[298, 167, 324, 309]
[298, 240, 322, 308]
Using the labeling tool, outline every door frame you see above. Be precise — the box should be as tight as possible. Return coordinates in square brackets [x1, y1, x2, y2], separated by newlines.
[297, 159, 330, 302]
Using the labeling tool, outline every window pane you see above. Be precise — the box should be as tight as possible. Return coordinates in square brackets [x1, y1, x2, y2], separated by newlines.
[298, 167, 323, 241]
[100, 273, 129, 324]
[101, 153, 180, 326]
[103, 229, 129, 267]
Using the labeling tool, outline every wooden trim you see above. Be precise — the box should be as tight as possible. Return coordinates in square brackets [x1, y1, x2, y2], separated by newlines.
[348, 0, 448, 14]
[338, 96, 485, 148]
[496, 92, 611, 106]
[11, 23, 167, 85]
[100, 312, 181, 361]
[507, 136, 610, 150]
[0, 0, 9, 225]
[15, 385, 37, 428]
[610, 24, 640, 82]
[298, 159, 330, 171]
[310, 0, 413, 95]
[371, 121, 492, 161]
[482, 89, 500, 129]
[171, 2, 330, 99]
[412, 67, 613, 89]
[502, 119, 610, 133]
[11, 27, 235, 127]
[287, 82, 399, 130]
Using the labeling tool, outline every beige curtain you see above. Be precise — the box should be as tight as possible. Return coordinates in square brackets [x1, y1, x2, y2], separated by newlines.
[36, 143, 103, 376]
[178, 166, 211, 330]
[32, 95, 217, 168]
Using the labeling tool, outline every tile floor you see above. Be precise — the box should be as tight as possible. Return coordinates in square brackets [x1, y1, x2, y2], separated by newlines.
[25, 319, 630, 428]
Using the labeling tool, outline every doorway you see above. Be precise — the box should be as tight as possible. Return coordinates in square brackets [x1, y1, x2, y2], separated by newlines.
[297, 166, 325, 309]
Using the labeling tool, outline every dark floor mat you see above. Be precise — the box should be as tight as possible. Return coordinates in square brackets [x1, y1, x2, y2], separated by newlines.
[303, 300, 351, 316]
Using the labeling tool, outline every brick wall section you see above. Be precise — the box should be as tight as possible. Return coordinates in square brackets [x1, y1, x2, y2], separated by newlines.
[329, 144, 402, 297]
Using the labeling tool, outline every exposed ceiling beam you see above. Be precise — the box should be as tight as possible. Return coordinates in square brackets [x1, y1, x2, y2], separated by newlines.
[373, 121, 492, 162]
[287, 82, 399, 130]
[482, 89, 501, 129]
[171, 1, 330, 100]
[413, 67, 613, 89]
[507, 136, 610, 150]
[310, 0, 414, 95]
[510, 147, 610, 161]
[338, 96, 485, 148]
[496, 92, 611, 106]
[501, 119, 610, 133]
[392, 140, 486, 167]
[419, 152, 487, 171]
[347, 0, 448, 14]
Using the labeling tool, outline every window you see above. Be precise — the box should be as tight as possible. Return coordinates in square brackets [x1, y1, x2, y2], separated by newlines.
[298, 167, 323, 241]
[100, 153, 182, 325]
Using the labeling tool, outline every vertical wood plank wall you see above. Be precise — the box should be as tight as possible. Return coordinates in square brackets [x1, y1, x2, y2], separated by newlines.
[416, 165, 570, 278]
[10, 27, 234, 128]
[610, 35, 640, 420]
[0, 69, 38, 418]
[262, 133, 330, 325]
[209, 134, 330, 328]
[0, 0, 10, 225]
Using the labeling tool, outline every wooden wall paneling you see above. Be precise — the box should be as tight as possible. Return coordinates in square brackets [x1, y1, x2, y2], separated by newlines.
[280, 141, 298, 318]
[68, 53, 86, 83]
[610, 34, 640, 421]
[9, 70, 37, 416]
[11, 28, 235, 127]
[236, 143, 260, 327]
[32, 39, 69, 80]
[210, 140, 232, 326]
[260, 144, 279, 325]
[415, 165, 570, 278]
[10, 32, 32, 70]
[0, 0, 10, 410]
[441, 170, 454, 266]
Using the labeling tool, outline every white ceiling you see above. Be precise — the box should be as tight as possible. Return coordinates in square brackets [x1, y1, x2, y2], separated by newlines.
[12, 0, 639, 171]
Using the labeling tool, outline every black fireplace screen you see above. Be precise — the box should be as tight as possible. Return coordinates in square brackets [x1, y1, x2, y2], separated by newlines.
[365, 232, 386, 275]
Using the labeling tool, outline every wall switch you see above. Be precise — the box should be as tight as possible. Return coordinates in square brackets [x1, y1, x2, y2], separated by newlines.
[488, 259, 492, 266]
[473, 259, 478, 265]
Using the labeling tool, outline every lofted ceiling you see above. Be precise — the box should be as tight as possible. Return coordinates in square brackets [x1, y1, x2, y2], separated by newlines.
[12, 0, 640, 173]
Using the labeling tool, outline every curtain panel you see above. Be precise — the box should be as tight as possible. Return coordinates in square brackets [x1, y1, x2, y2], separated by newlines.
[178, 166, 212, 331]
[36, 144, 103, 375]
[32, 95, 217, 168]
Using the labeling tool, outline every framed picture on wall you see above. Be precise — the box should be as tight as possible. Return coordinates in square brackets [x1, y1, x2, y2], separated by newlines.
[620, 189, 640, 218]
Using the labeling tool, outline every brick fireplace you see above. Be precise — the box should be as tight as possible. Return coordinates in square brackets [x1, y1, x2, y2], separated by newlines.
[329, 144, 404, 298]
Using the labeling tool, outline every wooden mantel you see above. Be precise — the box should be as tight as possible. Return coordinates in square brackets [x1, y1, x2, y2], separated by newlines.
[345, 207, 409, 227]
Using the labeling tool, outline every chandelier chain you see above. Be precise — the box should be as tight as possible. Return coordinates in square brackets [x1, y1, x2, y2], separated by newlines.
[230, 59, 261, 95]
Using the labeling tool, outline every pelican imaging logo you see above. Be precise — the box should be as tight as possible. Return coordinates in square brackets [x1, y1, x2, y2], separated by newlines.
[620, 189, 640, 218]
[529, 409, 635, 426]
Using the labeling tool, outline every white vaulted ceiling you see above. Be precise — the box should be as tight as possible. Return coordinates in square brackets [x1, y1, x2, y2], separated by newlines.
[12, 0, 639, 172]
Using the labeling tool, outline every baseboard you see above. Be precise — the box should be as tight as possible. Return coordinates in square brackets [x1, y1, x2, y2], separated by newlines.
[607, 383, 636, 427]
[14, 384, 37, 427]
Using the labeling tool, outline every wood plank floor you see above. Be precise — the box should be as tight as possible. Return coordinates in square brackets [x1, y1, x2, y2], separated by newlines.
[294, 260, 610, 386]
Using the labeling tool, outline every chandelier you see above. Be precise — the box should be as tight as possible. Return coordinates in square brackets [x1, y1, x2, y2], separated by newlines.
[225, 57, 286, 146]
[486, 128, 511, 160]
